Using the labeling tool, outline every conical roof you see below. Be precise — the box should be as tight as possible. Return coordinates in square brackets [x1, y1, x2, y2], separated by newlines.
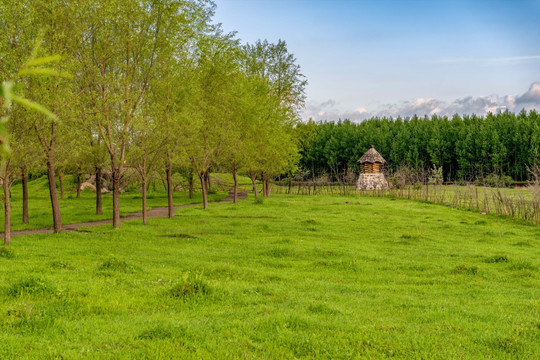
[358, 145, 386, 164]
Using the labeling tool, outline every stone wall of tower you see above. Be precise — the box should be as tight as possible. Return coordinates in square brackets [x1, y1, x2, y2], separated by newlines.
[356, 173, 389, 190]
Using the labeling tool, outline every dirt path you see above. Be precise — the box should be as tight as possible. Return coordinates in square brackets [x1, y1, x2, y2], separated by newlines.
[8, 190, 249, 238]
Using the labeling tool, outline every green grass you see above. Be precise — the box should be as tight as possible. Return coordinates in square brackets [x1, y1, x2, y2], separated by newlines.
[210, 172, 255, 191]
[0, 192, 538, 358]
[4, 175, 228, 231]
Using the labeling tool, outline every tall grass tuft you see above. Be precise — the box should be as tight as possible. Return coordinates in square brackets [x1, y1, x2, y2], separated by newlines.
[98, 257, 135, 273]
[168, 272, 210, 301]
[7, 277, 56, 297]
[0, 247, 14, 259]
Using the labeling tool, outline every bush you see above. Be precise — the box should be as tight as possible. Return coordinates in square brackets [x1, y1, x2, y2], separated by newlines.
[388, 165, 426, 189]
[428, 165, 443, 185]
[477, 173, 513, 188]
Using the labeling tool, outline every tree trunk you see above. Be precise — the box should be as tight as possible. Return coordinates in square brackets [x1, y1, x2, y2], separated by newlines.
[166, 164, 173, 218]
[142, 178, 147, 225]
[266, 179, 271, 197]
[189, 176, 194, 199]
[199, 172, 208, 209]
[232, 166, 238, 204]
[288, 175, 292, 194]
[59, 172, 64, 200]
[21, 168, 28, 224]
[46, 158, 62, 233]
[262, 175, 268, 198]
[95, 167, 102, 215]
[206, 170, 212, 192]
[4, 175, 11, 245]
[251, 175, 258, 200]
[112, 167, 121, 228]
[76, 173, 81, 198]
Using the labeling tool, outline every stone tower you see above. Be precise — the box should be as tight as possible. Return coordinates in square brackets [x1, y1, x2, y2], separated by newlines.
[356, 146, 390, 190]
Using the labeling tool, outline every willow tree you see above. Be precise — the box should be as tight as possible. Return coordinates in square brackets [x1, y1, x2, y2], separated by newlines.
[22, 0, 82, 233]
[244, 39, 306, 194]
[78, 0, 190, 228]
[188, 33, 242, 209]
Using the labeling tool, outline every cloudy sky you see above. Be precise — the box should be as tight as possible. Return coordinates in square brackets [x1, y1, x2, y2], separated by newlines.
[214, 0, 540, 121]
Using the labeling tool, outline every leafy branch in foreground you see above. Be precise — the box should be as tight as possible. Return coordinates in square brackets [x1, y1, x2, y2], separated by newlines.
[0, 32, 72, 155]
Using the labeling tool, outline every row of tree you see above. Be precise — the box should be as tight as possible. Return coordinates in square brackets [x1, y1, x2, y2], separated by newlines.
[0, 0, 306, 243]
[296, 111, 540, 182]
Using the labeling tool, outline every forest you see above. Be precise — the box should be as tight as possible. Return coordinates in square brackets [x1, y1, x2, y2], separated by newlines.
[0, 0, 306, 242]
[296, 111, 540, 183]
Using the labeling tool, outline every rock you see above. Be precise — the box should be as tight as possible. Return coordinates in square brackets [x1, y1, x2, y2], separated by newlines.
[80, 182, 96, 191]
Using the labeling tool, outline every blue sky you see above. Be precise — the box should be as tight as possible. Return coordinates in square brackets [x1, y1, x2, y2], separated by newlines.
[213, 0, 540, 121]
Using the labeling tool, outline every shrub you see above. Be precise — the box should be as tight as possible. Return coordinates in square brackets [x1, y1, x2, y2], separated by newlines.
[428, 165, 444, 185]
[478, 173, 513, 188]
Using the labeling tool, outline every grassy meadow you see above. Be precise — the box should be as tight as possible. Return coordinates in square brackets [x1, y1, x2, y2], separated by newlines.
[0, 182, 539, 358]
[3, 176, 228, 232]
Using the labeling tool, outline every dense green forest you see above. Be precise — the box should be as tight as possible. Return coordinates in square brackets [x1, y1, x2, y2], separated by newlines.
[296, 111, 540, 182]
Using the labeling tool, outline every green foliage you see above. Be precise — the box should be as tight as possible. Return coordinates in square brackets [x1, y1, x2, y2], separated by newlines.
[297, 112, 540, 182]
[478, 173, 514, 188]
[428, 165, 444, 185]
[0, 30, 70, 156]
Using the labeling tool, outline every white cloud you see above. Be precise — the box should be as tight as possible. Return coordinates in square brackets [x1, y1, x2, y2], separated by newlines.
[516, 82, 540, 104]
[431, 55, 540, 64]
[303, 82, 540, 122]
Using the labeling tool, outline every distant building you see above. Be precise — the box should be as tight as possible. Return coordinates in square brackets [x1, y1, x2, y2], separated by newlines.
[356, 146, 390, 190]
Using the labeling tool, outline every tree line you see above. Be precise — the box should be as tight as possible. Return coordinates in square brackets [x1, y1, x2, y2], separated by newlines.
[0, 0, 306, 243]
[296, 111, 540, 183]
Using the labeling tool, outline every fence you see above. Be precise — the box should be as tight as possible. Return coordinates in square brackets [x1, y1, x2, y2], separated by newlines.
[272, 182, 540, 226]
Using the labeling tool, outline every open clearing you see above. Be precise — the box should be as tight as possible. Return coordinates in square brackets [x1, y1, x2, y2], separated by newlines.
[0, 194, 539, 359]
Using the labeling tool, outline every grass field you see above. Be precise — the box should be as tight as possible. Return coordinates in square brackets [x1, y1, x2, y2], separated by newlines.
[3, 176, 228, 232]
[0, 189, 538, 358]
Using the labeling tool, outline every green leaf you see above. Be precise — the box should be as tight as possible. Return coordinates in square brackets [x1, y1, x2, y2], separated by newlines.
[1, 81, 14, 109]
[18, 68, 72, 79]
[25, 55, 62, 67]
[10, 95, 58, 121]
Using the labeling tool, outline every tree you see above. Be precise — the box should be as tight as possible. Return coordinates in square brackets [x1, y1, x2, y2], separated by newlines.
[0, 23, 69, 241]
[78, 0, 187, 227]
[187, 33, 242, 209]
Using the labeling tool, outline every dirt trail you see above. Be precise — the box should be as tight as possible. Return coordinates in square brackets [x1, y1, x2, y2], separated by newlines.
[8, 190, 249, 238]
